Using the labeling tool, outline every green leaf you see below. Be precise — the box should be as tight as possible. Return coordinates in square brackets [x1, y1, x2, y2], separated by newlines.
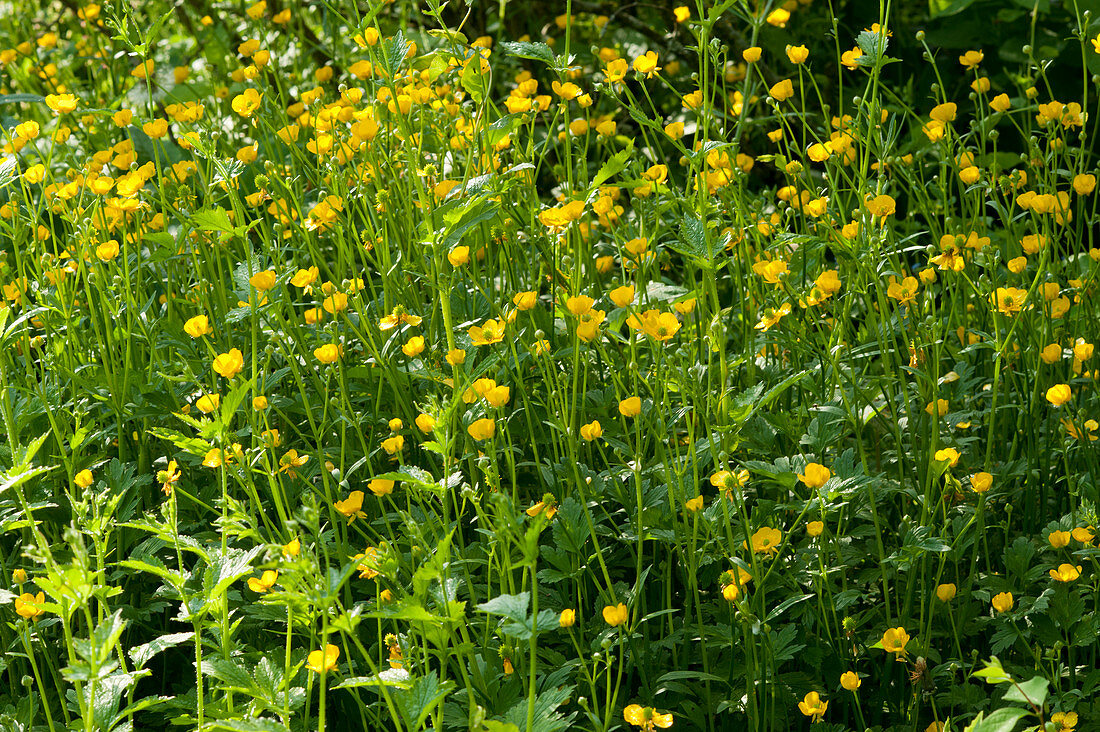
[1002, 676, 1049, 708]
[478, 592, 529, 622]
[964, 707, 1028, 732]
[929, 0, 979, 16]
[191, 208, 235, 233]
[973, 657, 1013, 684]
[0, 94, 44, 105]
[200, 658, 259, 694]
[500, 41, 556, 67]
[765, 594, 814, 622]
[117, 558, 186, 589]
[669, 213, 724, 267]
[205, 546, 263, 599]
[856, 30, 889, 64]
[0, 157, 18, 191]
[589, 145, 632, 191]
[396, 671, 452, 729]
[130, 632, 193, 669]
[202, 717, 287, 732]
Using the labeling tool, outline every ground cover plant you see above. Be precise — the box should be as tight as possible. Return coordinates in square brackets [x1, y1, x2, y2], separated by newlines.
[1, 0, 1100, 729]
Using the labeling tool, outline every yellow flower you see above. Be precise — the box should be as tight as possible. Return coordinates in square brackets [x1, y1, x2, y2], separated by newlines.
[484, 385, 510, 408]
[157, 460, 181, 495]
[865, 194, 896, 218]
[673, 6, 690, 23]
[880, 627, 910, 658]
[799, 463, 832, 489]
[559, 608, 576, 627]
[448, 246, 470, 267]
[610, 284, 635, 308]
[306, 644, 340, 674]
[970, 472, 992, 493]
[934, 448, 960, 468]
[742, 47, 762, 63]
[618, 397, 642, 417]
[402, 336, 425, 358]
[1052, 711, 1078, 732]
[468, 418, 496, 441]
[45, 93, 78, 114]
[991, 591, 1014, 613]
[990, 93, 1011, 113]
[605, 58, 629, 84]
[513, 291, 537, 310]
[314, 344, 341, 364]
[1072, 527, 1094, 544]
[797, 691, 827, 722]
[1049, 530, 1071, 548]
[766, 7, 790, 26]
[602, 602, 629, 627]
[212, 348, 244, 379]
[685, 496, 705, 512]
[786, 45, 809, 64]
[1046, 384, 1072, 406]
[1050, 564, 1082, 582]
[232, 88, 263, 117]
[958, 50, 984, 69]
[247, 570, 278, 593]
[249, 270, 277, 291]
[992, 287, 1027, 315]
[184, 315, 212, 339]
[334, 491, 366, 523]
[282, 538, 301, 557]
[74, 469, 94, 488]
[381, 435, 404, 455]
[936, 583, 957, 602]
[195, 394, 220, 414]
[368, 479, 394, 497]
[885, 277, 919, 307]
[12, 569, 26, 584]
[469, 319, 505, 346]
[623, 704, 673, 730]
[96, 240, 120, 262]
[930, 102, 957, 124]
[14, 592, 45, 619]
[840, 671, 861, 691]
[747, 526, 782, 556]
[769, 79, 795, 102]
[580, 420, 603, 441]
[806, 521, 824, 537]
[415, 413, 436, 433]
[626, 310, 681, 341]
[633, 51, 661, 78]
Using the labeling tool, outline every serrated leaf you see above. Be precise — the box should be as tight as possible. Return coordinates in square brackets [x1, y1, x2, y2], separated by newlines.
[191, 209, 234, 233]
[1002, 676, 1048, 708]
[590, 146, 632, 192]
[130, 632, 193, 669]
[964, 707, 1028, 732]
[500, 41, 556, 66]
[200, 658, 258, 694]
[478, 592, 529, 622]
[206, 546, 263, 599]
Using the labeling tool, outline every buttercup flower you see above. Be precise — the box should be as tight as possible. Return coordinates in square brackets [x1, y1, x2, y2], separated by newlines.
[306, 644, 340, 674]
[991, 592, 1014, 613]
[797, 691, 827, 722]
[880, 627, 910, 658]
[603, 602, 629, 627]
[624, 704, 673, 730]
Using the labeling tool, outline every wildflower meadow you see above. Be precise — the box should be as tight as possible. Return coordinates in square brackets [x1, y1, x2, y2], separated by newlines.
[2, 0, 1100, 729]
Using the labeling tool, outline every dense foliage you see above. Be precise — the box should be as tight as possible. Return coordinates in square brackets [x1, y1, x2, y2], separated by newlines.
[1, 0, 1099, 730]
